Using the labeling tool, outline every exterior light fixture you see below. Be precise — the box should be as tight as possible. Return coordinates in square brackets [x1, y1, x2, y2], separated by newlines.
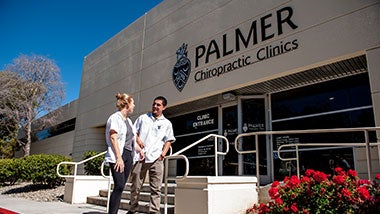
[222, 92, 236, 100]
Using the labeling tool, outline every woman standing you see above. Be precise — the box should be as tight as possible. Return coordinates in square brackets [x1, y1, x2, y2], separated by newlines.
[104, 93, 135, 214]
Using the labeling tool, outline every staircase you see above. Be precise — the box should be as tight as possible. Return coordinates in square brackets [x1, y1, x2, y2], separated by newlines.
[87, 182, 176, 213]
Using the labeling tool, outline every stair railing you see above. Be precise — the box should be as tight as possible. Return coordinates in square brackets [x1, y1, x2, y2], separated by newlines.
[163, 154, 188, 214]
[100, 160, 112, 213]
[234, 127, 380, 186]
[57, 151, 107, 178]
[56, 151, 107, 207]
[276, 127, 380, 180]
[163, 133, 229, 214]
[234, 132, 261, 187]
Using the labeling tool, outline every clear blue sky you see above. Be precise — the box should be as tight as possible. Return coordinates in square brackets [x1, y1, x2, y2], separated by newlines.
[0, 0, 163, 105]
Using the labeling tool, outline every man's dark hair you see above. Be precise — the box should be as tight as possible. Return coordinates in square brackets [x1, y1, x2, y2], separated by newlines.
[154, 96, 168, 106]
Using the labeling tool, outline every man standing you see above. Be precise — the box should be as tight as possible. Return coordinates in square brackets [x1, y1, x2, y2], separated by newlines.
[128, 96, 175, 214]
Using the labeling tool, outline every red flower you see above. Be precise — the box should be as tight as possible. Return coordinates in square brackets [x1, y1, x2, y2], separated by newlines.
[335, 167, 345, 175]
[313, 171, 328, 183]
[274, 197, 283, 205]
[347, 169, 357, 177]
[376, 173, 380, 180]
[271, 180, 280, 187]
[301, 176, 311, 183]
[305, 169, 315, 177]
[290, 203, 298, 213]
[246, 168, 380, 214]
[358, 186, 370, 200]
[259, 203, 270, 213]
[333, 175, 346, 185]
[359, 179, 371, 185]
[342, 188, 351, 197]
[269, 187, 280, 199]
[283, 176, 289, 183]
[288, 175, 300, 187]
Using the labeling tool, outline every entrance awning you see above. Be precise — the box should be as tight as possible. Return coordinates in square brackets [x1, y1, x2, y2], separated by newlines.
[235, 55, 367, 94]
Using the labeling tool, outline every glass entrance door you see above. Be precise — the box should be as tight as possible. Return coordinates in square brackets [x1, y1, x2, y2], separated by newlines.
[221, 105, 238, 175]
[238, 96, 271, 184]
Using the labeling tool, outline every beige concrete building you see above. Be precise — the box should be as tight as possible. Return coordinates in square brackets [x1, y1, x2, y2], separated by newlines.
[32, 0, 380, 183]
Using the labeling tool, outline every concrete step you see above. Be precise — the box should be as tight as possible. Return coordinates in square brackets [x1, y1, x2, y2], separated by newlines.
[123, 182, 176, 194]
[87, 196, 175, 214]
[98, 190, 175, 205]
[86, 182, 176, 213]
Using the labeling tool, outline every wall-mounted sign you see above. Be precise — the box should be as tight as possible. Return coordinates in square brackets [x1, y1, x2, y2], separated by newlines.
[172, 6, 299, 91]
[172, 43, 191, 92]
[275, 135, 300, 150]
[171, 107, 218, 136]
[193, 6, 298, 68]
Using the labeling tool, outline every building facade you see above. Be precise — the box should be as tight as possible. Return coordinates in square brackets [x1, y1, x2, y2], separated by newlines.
[28, 100, 77, 157]
[33, 0, 380, 183]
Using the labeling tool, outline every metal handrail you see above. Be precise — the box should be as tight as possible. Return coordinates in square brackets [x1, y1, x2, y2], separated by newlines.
[234, 132, 261, 186]
[171, 134, 229, 175]
[163, 154, 189, 214]
[277, 127, 380, 179]
[234, 127, 380, 185]
[162, 134, 229, 214]
[56, 151, 108, 209]
[56, 151, 107, 178]
[100, 160, 112, 213]
[278, 142, 380, 178]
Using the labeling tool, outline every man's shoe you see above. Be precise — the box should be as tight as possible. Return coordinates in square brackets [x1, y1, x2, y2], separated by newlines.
[126, 211, 135, 214]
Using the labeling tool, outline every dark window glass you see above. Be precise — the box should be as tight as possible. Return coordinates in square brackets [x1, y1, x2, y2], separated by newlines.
[273, 108, 374, 131]
[32, 118, 76, 142]
[222, 106, 238, 175]
[173, 132, 218, 176]
[271, 73, 374, 181]
[272, 74, 372, 120]
[170, 107, 220, 176]
[241, 98, 267, 175]
[172, 133, 218, 157]
[171, 107, 218, 136]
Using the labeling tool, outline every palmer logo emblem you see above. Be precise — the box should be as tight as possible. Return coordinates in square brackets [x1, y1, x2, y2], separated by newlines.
[173, 43, 191, 92]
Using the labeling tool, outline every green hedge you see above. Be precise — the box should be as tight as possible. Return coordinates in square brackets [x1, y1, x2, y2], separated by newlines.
[0, 158, 23, 185]
[0, 154, 73, 187]
[83, 151, 109, 175]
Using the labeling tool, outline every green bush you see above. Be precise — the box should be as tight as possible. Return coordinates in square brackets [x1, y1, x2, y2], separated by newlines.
[0, 158, 23, 185]
[83, 151, 109, 175]
[0, 154, 72, 187]
[22, 154, 73, 187]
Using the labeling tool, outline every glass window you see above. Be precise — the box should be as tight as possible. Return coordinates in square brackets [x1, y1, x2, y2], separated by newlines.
[32, 118, 76, 142]
[171, 107, 218, 136]
[270, 73, 374, 180]
[170, 107, 219, 176]
[173, 132, 218, 176]
[272, 74, 372, 120]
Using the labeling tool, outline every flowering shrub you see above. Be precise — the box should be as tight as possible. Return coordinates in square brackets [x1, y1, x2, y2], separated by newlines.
[247, 168, 380, 213]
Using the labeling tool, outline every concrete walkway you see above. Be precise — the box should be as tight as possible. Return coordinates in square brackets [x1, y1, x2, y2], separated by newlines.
[0, 194, 126, 214]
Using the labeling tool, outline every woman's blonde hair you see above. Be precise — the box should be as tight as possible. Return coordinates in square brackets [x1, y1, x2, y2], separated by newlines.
[115, 93, 133, 110]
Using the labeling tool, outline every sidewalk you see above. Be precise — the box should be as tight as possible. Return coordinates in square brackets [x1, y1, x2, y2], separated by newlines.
[0, 194, 126, 214]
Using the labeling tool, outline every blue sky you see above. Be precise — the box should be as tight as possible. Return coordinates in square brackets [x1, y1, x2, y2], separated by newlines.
[0, 0, 162, 105]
